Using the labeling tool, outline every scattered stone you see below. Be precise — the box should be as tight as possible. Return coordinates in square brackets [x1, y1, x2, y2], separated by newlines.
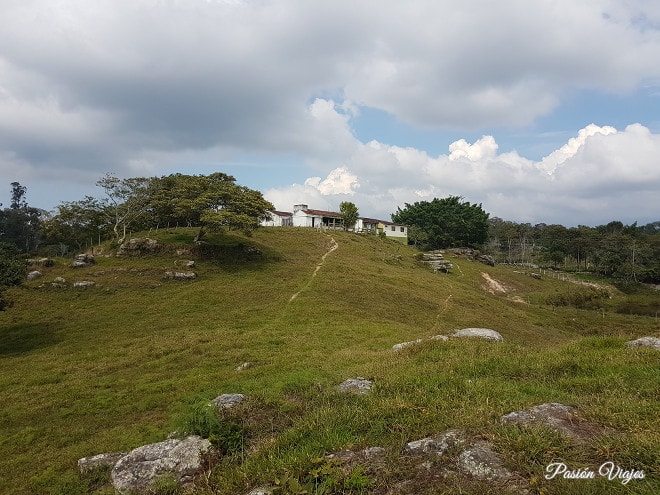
[245, 488, 274, 495]
[174, 259, 195, 268]
[453, 328, 503, 341]
[458, 441, 512, 481]
[501, 402, 604, 441]
[404, 430, 466, 456]
[210, 393, 246, 410]
[71, 253, 95, 268]
[235, 362, 254, 372]
[244, 246, 261, 255]
[27, 270, 43, 281]
[111, 436, 211, 494]
[476, 254, 496, 266]
[429, 334, 449, 341]
[117, 237, 161, 256]
[164, 271, 197, 281]
[626, 336, 660, 350]
[78, 452, 127, 474]
[392, 339, 424, 351]
[327, 446, 385, 463]
[53, 276, 66, 284]
[73, 281, 95, 288]
[530, 273, 542, 280]
[176, 248, 191, 256]
[420, 252, 453, 272]
[338, 377, 372, 395]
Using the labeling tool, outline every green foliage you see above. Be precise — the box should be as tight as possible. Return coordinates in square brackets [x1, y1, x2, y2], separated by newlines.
[392, 195, 489, 249]
[148, 472, 183, 495]
[0, 243, 25, 310]
[545, 287, 611, 309]
[339, 201, 359, 231]
[96, 174, 151, 244]
[172, 397, 245, 455]
[272, 457, 372, 495]
[147, 173, 273, 237]
[41, 196, 111, 251]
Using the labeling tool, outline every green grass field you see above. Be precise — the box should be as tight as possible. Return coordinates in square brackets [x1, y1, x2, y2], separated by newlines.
[0, 228, 658, 494]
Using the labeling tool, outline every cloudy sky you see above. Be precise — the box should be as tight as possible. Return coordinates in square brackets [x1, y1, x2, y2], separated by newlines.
[1, 0, 659, 226]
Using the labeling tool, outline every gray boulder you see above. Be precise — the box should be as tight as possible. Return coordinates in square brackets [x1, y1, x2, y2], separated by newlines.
[164, 271, 197, 281]
[73, 281, 95, 288]
[458, 441, 512, 481]
[453, 328, 503, 341]
[338, 377, 372, 395]
[117, 237, 161, 256]
[210, 393, 247, 410]
[404, 429, 466, 456]
[626, 336, 660, 350]
[27, 270, 43, 281]
[78, 452, 127, 474]
[392, 339, 424, 351]
[111, 436, 211, 493]
[71, 253, 95, 268]
[501, 402, 603, 441]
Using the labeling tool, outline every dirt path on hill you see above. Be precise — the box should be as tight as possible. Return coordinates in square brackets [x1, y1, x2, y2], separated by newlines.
[481, 272, 528, 304]
[289, 236, 338, 302]
[481, 272, 507, 294]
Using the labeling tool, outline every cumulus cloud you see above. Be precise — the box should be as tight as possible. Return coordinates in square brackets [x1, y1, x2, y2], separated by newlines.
[0, 1, 659, 225]
[266, 121, 660, 226]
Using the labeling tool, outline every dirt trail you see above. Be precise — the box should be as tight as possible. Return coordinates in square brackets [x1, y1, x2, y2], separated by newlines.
[481, 272, 507, 294]
[481, 272, 529, 304]
[289, 237, 338, 302]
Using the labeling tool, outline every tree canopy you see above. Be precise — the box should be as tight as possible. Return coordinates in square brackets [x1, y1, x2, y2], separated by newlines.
[392, 196, 489, 249]
[339, 201, 359, 231]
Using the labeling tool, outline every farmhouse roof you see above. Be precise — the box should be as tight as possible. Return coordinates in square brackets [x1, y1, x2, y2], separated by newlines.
[271, 210, 293, 217]
[301, 208, 342, 218]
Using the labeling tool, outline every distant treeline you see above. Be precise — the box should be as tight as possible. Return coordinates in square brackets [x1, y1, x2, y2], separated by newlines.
[1, 179, 659, 284]
[487, 218, 660, 284]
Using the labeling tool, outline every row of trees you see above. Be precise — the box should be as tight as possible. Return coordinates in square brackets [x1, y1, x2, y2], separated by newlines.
[42, 173, 274, 251]
[487, 218, 660, 283]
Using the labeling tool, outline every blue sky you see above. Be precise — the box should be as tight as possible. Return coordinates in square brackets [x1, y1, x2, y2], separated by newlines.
[1, 0, 659, 227]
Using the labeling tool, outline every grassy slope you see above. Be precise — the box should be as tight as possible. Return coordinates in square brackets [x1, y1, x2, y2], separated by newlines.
[0, 227, 658, 494]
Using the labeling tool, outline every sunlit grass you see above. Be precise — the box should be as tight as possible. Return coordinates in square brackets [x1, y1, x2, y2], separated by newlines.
[0, 228, 658, 494]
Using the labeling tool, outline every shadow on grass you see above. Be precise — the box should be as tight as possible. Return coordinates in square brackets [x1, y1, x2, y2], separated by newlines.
[0, 322, 62, 356]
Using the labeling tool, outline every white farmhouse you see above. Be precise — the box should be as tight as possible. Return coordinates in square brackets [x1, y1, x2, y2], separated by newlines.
[263, 204, 408, 241]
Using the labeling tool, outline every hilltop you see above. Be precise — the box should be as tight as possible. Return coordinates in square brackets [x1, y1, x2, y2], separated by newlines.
[0, 227, 658, 494]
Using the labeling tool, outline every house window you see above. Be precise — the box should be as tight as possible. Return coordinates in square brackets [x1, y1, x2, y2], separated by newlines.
[391, 226, 395, 231]
[400, 226, 405, 232]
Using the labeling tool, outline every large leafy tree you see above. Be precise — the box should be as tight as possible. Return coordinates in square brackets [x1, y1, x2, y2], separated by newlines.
[96, 174, 151, 244]
[339, 201, 359, 231]
[42, 196, 111, 252]
[392, 196, 489, 249]
[146, 173, 274, 239]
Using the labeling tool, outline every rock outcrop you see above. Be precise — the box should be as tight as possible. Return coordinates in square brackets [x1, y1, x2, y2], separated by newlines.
[164, 271, 197, 281]
[626, 336, 660, 350]
[210, 393, 247, 410]
[117, 237, 161, 256]
[71, 253, 95, 268]
[338, 377, 372, 395]
[110, 436, 211, 493]
[453, 328, 503, 341]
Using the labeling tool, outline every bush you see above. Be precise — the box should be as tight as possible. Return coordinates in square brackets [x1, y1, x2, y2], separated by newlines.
[172, 398, 245, 455]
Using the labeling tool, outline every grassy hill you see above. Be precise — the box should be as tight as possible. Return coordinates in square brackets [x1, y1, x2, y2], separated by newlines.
[0, 227, 658, 494]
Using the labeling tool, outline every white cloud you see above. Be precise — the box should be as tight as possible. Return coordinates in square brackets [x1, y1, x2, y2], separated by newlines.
[267, 122, 660, 226]
[0, 1, 659, 225]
